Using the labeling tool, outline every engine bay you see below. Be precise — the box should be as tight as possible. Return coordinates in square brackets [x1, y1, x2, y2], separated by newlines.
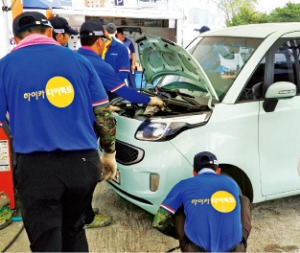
[110, 87, 212, 119]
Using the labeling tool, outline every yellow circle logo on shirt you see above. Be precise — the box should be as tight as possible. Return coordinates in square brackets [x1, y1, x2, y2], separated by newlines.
[211, 191, 236, 213]
[46, 76, 74, 108]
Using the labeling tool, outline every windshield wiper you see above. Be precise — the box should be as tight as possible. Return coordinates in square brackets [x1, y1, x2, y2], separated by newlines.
[157, 87, 205, 108]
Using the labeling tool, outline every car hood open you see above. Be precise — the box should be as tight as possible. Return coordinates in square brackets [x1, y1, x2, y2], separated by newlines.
[136, 36, 219, 101]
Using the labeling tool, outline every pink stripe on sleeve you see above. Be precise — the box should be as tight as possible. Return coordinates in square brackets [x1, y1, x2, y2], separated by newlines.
[92, 99, 109, 107]
[161, 204, 176, 214]
[111, 83, 126, 92]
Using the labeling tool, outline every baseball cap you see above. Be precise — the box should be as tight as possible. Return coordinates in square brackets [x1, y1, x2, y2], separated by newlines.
[49, 16, 78, 35]
[13, 11, 53, 36]
[80, 19, 108, 39]
[194, 25, 210, 33]
[106, 23, 116, 34]
[193, 151, 219, 172]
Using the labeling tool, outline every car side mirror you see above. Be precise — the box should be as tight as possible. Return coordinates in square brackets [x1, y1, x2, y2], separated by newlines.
[263, 82, 296, 112]
[265, 81, 296, 99]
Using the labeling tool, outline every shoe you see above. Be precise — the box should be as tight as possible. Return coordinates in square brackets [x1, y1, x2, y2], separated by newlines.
[84, 214, 112, 228]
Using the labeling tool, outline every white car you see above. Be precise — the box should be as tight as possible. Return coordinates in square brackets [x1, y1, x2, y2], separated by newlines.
[108, 23, 300, 214]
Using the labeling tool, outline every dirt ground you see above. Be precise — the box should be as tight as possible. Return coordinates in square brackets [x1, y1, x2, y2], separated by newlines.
[1, 182, 300, 252]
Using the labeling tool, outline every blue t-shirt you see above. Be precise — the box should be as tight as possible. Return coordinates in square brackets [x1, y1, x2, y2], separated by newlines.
[104, 38, 130, 81]
[78, 47, 150, 104]
[161, 172, 242, 252]
[0, 44, 109, 153]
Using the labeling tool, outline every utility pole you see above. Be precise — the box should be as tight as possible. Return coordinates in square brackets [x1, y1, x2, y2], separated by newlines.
[0, 0, 11, 58]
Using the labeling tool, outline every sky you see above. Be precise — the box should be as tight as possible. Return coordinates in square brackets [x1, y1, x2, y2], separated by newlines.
[257, 0, 300, 13]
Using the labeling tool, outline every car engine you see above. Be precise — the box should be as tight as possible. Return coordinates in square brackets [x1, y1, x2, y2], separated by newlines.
[110, 88, 211, 119]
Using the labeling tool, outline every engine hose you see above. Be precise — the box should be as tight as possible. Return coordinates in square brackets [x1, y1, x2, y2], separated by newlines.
[1, 224, 25, 252]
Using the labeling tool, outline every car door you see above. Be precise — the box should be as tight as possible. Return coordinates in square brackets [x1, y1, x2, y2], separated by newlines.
[259, 37, 300, 196]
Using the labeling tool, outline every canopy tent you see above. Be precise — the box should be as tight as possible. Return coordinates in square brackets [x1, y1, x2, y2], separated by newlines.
[23, 0, 72, 9]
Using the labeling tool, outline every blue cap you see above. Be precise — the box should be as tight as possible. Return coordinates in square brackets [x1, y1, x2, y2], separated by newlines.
[194, 25, 210, 33]
[194, 151, 218, 172]
[49, 16, 78, 35]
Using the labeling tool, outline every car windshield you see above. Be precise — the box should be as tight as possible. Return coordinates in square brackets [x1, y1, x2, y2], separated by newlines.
[157, 36, 263, 101]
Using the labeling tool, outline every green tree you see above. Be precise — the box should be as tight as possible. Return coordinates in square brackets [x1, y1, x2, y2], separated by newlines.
[212, 0, 258, 25]
[227, 2, 300, 26]
[227, 7, 268, 26]
[268, 2, 300, 22]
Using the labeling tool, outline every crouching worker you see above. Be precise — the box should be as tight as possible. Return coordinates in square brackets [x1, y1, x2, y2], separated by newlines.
[153, 151, 251, 252]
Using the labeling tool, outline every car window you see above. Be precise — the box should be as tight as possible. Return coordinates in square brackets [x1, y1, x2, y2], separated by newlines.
[240, 39, 300, 102]
[188, 37, 262, 100]
[273, 40, 299, 86]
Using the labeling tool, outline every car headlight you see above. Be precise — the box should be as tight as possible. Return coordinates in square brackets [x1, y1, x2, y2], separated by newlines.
[135, 112, 211, 141]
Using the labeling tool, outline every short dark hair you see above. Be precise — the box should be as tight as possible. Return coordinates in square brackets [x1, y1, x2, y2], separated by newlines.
[116, 27, 124, 35]
[13, 11, 52, 37]
[79, 19, 107, 46]
[15, 26, 49, 40]
[80, 36, 99, 46]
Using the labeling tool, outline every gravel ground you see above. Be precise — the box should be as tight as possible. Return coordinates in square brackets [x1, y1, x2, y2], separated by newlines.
[1, 182, 300, 252]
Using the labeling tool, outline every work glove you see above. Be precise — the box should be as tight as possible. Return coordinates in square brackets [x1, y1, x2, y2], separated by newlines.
[148, 97, 164, 108]
[109, 105, 121, 112]
[100, 151, 117, 180]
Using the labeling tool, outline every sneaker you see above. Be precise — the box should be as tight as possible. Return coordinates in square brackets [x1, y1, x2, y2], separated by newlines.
[84, 214, 112, 228]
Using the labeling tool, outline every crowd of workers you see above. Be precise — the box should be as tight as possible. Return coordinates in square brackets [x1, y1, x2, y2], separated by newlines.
[0, 11, 252, 252]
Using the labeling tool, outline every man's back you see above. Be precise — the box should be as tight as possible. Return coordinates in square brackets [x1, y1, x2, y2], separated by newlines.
[104, 38, 129, 81]
[0, 42, 106, 153]
[163, 172, 242, 252]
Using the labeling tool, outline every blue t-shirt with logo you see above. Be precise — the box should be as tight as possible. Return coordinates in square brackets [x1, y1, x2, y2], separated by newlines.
[0, 44, 109, 153]
[161, 172, 242, 252]
[77, 47, 150, 104]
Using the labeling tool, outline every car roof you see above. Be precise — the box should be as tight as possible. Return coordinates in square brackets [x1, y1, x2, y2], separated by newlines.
[204, 23, 300, 38]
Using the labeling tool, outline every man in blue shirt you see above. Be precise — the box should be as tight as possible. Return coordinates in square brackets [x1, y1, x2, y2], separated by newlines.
[78, 20, 164, 108]
[0, 11, 116, 252]
[103, 26, 130, 84]
[77, 19, 163, 228]
[49, 16, 78, 47]
[116, 27, 137, 89]
[153, 151, 251, 252]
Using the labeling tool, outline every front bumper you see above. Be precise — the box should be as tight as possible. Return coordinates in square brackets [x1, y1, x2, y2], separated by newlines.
[108, 139, 193, 214]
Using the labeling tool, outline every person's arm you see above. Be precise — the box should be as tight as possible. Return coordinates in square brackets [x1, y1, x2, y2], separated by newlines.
[89, 62, 117, 179]
[153, 207, 177, 238]
[93, 105, 116, 153]
[115, 85, 149, 104]
[98, 63, 163, 106]
[115, 86, 164, 106]
[153, 182, 184, 238]
[94, 104, 117, 180]
[131, 52, 136, 72]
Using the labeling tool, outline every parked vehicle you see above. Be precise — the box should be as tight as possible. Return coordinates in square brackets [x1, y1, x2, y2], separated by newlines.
[107, 23, 300, 214]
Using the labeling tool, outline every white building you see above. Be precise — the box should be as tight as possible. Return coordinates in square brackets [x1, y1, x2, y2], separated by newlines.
[0, 0, 226, 58]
